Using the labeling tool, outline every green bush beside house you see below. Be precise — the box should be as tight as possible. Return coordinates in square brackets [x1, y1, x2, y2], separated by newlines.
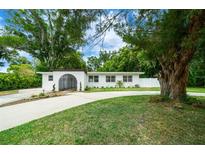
[0, 73, 41, 91]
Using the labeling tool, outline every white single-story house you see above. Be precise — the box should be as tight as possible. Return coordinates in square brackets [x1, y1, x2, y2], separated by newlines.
[38, 70, 160, 92]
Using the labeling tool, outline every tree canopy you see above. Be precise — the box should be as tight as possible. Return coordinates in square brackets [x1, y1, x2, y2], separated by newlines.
[3, 9, 99, 70]
[115, 10, 205, 100]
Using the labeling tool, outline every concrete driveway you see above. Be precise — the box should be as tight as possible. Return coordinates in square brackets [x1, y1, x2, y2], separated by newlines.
[0, 88, 43, 106]
[0, 91, 205, 132]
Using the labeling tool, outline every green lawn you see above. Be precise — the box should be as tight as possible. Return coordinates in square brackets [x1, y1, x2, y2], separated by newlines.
[0, 90, 18, 96]
[86, 87, 205, 93]
[86, 87, 160, 92]
[187, 87, 205, 93]
[0, 95, 205, 144]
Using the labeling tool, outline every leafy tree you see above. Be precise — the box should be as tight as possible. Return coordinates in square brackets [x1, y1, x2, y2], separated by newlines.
[136, 50, 160, 77]
[188, 49, 205, 87]
[87, 56, 100, 71]
[0, 36, 24, 66]
[99, 47, 141, 72]
[58, 51, 86, 70]
[87, 50, 113, 71]
[7, 64, 35, 76]
[9, 56, 31, 65]
[116, 10, 205, 100]
[4, 9, 99, 70]
[87, 46, 157, 76]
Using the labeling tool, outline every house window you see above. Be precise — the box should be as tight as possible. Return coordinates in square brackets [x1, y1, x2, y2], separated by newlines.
[111, 76, 115, 82]
[89, 76, 93, 82]
[123, 76, 127, 82]
[94, 76, 99, 82]
[89, 76, 98, 82]
[48, 75, 53, 81]
[123, 75, 132, 82]
[128, 76, 132, 82]
[106, 76, 110, 82]
[106, 76, 115, 82]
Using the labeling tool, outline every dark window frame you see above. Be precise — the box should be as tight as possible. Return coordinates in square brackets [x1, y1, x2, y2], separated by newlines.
[106, 75, 115, 82]
[128, 75, 132, 82]
[111, 76, 116, 82]
[106, 76, 110, 82]
[89, 75, 99, 82]
[123, 76, 127, 82]
[48, 75, 53, 81]
[88, 76, 93, 82]
[94, 76, 99, 82]
[123, 75, 133, 82]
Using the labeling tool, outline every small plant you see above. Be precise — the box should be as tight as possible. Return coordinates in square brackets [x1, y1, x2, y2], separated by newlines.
[85, 86, 90, 91]
[39, 92, 45, 97]
[31, 94, 38, 98]
[116, 80, 124, 88]
[135, 84, 140, 88]
[101, 86, 104, 88]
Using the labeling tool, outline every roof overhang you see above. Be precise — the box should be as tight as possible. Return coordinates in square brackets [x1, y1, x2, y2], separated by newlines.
[37, 72, 53, 75]
[87, 72, 144, 75]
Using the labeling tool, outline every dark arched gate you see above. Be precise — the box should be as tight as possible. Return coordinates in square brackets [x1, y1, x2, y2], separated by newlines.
[59, 74, 77, 91]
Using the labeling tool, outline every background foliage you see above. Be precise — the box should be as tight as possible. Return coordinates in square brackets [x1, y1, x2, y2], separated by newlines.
[0, 73, 41, 91]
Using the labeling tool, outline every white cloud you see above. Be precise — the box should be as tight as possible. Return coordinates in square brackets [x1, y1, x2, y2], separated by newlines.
[101, 29, 126, 51]
[83, 19, 126, 60]
[0, 16, 3, 21]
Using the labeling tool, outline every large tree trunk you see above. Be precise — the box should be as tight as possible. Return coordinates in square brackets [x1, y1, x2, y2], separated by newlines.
[158, 10, 205, 101]
[159, 70, 170, 96]
[169, 64, 188, 99]
[159, 61, 189, 101]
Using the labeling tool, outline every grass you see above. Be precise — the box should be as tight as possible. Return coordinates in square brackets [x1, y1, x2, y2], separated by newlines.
[0, 95, 205, 144]
[187, 87, 205, 93]
[86, 87, 205, 93]
[86, 87, 160, 92]
[0, 90, 18, 96]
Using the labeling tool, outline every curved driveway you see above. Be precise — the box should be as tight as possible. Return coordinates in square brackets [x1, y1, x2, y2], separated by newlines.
[0, 91, 205, 132]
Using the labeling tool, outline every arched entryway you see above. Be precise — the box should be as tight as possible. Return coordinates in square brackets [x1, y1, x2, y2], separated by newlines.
[59, 74, 77, 91]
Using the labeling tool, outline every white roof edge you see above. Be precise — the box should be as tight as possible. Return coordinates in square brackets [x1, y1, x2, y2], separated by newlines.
[87, 72, 145, 74]
[37, 71, 145, 75]
[37, 72, 53, 74]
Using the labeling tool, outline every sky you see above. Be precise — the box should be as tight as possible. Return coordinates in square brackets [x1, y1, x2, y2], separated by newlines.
[0, 10, 126, 72]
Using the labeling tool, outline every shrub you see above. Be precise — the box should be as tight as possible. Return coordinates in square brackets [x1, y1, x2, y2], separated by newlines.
[135, 84, 140, 88]
[39, 92, 45, 97]
[85, 86, 90, 91]
[116, 80, 124, 88]
[0, 73, 41, 91]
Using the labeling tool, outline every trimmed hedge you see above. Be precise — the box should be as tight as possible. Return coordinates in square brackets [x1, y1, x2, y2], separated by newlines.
[0, 73, 41, 91]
